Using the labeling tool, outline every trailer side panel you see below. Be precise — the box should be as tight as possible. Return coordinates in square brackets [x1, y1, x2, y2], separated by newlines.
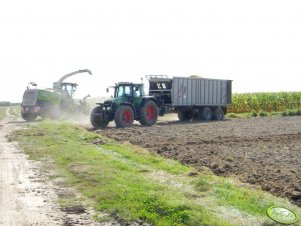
[171, 77, 232, 107]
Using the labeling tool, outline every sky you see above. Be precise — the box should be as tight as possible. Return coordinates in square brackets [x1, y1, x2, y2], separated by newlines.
[1, 0, 301, 102]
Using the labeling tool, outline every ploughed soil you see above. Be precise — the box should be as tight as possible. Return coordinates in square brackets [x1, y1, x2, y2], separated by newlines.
[96, 115, 301, 206]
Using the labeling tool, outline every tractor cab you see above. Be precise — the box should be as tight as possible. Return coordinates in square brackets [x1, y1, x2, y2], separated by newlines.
[113, 82, 145, 99]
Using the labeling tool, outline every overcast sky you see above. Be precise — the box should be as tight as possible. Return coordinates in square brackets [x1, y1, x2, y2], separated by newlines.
[1, 0, 301, 102]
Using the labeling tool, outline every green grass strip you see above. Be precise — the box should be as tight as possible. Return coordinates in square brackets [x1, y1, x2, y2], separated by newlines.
[0, 107, 6, 120]
[10, 121, 301, 226]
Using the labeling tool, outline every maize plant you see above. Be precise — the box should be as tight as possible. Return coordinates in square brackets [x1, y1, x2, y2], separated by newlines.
[228, 92, 301, 113]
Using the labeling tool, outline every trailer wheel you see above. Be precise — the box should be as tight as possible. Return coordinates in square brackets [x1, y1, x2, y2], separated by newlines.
[90, 106, 109, 129]
[200, 107, 213, 121]
[114, 105, 134, 128]
[139, 100, 158, 126]
[178, 110, 193, 121]
[213, 107, 224, 120]
[21, 113, 37, 121]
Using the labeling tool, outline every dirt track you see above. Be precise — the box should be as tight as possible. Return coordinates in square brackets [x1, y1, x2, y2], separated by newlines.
[97, 115, 301, 206]
[0, 110, 105, 226]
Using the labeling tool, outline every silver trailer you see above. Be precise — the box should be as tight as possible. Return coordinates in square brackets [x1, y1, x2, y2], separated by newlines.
[171, 77, 232, 107]
[147, 75, 232, 121]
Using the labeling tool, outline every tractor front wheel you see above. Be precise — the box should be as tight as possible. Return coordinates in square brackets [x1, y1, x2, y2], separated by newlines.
[139, 100, 158, 126]
[114, 105, 134, 128]
[90, 106, 109, 129]
[21, 113, 37, 122]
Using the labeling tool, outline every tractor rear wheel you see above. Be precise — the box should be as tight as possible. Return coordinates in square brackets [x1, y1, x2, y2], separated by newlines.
[21, 113, 37, 121]
[178, 110, 193, 121]
[90, 106, 109, 129]
[213, 107, 224, 120]
[114, 105, 134, 128]
[139, 100, 158, 126]
[199, 107, 213, 121]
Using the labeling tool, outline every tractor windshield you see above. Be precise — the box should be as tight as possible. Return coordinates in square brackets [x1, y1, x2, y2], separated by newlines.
[117, 85, 132, 97]
[115, 84, 144, 98]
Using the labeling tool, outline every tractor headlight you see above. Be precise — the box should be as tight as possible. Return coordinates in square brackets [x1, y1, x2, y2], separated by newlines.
[103, 106, 111, 111]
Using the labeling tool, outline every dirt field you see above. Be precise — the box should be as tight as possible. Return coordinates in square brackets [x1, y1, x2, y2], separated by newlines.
[97, 115, 301, 207]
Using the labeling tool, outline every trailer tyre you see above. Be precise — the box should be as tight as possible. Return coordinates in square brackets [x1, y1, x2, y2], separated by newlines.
[200, 107, 213, 121]
[21, 113, 37, 122]
[139, 100, 158, 126]
[114, 105, 134, 128]
[213, 107, 224, 120]
[178, 110, 193, 121]
[90, 106, 109, 129]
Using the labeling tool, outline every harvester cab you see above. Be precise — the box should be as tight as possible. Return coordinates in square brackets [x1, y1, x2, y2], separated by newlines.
[52, 69, 92, 109]
[55, 82, 78, 98]
[53, 69, 92, 95]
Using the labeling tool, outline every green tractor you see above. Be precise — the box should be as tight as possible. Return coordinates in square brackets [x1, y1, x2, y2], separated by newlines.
[90, 82, 158, 128]
[21, 69, 92, 121]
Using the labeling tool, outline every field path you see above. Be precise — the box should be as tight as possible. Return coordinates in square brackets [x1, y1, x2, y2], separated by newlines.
[0, 108, 101, 226]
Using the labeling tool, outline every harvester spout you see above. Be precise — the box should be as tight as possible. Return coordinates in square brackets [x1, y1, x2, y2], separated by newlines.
[53, 69, 92, 90]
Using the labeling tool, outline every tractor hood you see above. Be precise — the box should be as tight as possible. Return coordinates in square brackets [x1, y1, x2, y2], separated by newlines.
[104, 96, 129, 106]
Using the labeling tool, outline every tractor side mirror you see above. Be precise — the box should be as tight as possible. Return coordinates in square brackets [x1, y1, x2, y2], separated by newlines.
[106, 88, 109, 93]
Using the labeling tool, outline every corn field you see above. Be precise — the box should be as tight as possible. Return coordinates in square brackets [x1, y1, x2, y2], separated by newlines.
[228, 92, 301, 113]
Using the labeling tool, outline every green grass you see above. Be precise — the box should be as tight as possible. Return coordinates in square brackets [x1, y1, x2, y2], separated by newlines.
[0, 107, 7, 120]
[226, 113, 250, 118]
[8, 105, 20, 118]
[226, 109, 300, 119]
[282, 109, 301, 117]
[226, 112, 262, 118]
[10, 121, 301, 225]
[258, 110, 268, 117]
[0, 106, 20, 120]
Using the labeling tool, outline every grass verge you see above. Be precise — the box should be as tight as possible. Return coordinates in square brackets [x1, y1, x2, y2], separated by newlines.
[8, 105, 20, 118]
[0, 107, 7, 120]
[10, 121, 301, 226]
[227, 109, 301, 119]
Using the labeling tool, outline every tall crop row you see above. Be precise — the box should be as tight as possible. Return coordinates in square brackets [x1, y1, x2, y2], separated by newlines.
[228, 92, 301, 113]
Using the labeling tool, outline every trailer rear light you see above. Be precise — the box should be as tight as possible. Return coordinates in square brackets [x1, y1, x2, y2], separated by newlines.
[34, 106, 40, 112]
